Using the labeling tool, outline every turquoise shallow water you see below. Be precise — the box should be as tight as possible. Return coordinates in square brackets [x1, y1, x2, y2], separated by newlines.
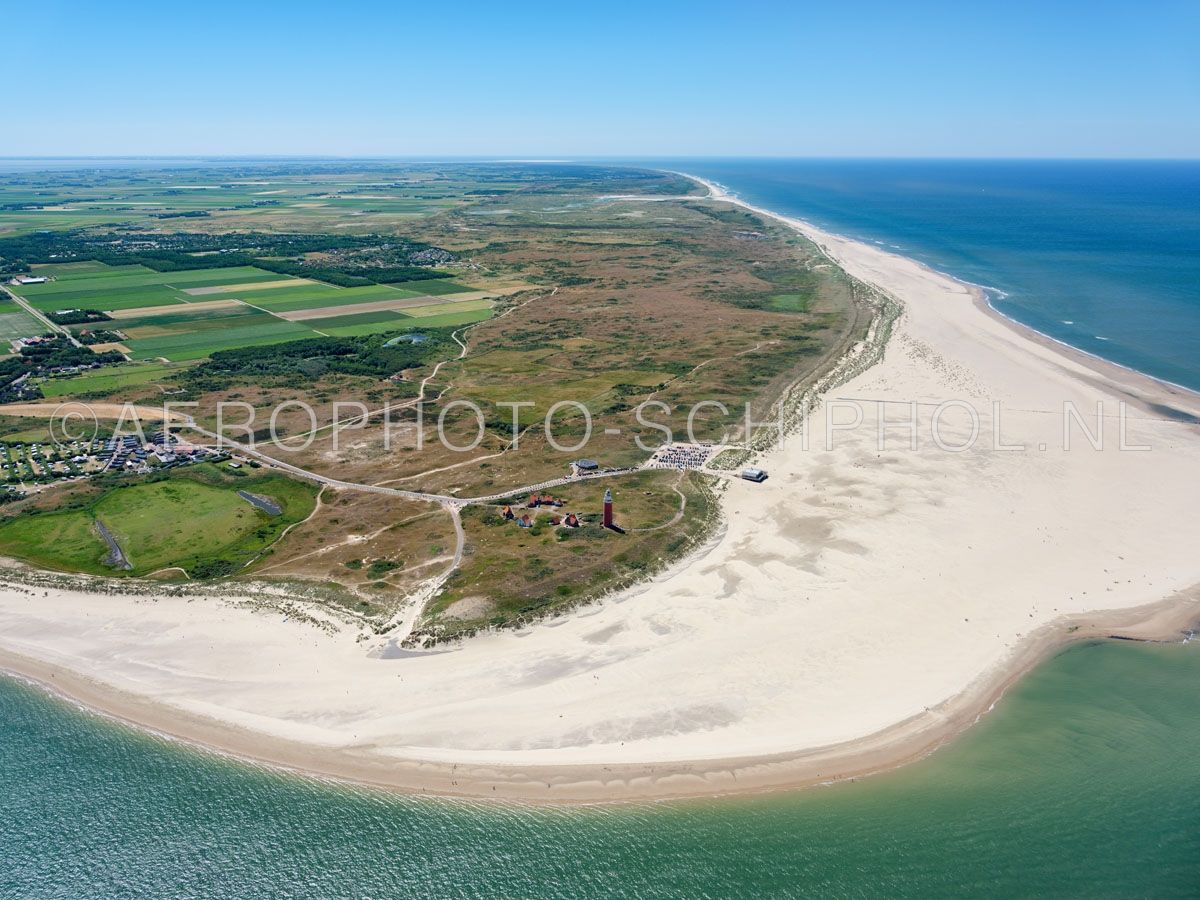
[3, 640, 1199, 897]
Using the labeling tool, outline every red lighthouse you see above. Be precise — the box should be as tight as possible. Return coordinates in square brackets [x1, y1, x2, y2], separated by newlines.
[603, 487, 614, 528]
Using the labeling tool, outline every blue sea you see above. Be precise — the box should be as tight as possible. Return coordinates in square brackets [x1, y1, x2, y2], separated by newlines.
[654, 158, 1200, 391]
[3, 158, 1200, 896]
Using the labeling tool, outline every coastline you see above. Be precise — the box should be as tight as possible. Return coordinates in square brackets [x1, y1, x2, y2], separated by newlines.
[686, 173, 1200, 404]
[1, 172, 1199, 802]
[685, 172, 1200, 419]
[1, 588, 1198, 804]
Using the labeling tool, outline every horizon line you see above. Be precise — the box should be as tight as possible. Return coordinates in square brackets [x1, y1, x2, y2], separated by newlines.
[2, 154, 1199, 163]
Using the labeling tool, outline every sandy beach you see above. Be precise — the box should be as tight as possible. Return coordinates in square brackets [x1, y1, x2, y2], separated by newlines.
[1, 175, 1199, 803]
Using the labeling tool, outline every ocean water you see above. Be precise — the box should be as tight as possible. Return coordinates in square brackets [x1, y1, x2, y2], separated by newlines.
[655, 158, 1200, 391]
[2, 640, 1199, 897]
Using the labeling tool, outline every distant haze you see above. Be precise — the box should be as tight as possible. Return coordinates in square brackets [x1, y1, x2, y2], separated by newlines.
[5, 0, 1199, 158]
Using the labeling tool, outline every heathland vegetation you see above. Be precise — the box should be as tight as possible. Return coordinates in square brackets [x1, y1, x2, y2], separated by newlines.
[0, 161, 871, 635]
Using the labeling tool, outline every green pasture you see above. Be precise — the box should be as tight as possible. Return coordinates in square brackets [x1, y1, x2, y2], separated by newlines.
[384, 278, 470, 295]
[382, 308, 492, 329]
[125, 320, 319, 361]
[320, 321, 416, 338]
[0, 303, 48, 343]
[31, 262, 149, 277]
[0, 466, 318, 577]
[12, 264, 295, 315]
[304, 310, 408, 329]
[401, 299, 493, 318]
[39, 362, 187, 399]
[25, 284, 192, 313]
[319, 307, 492, 337]
[14, 265, 279, 296]
[122, 311, 280, 340]
[91, 304, 257, 332]
[249, 283, 426, 313]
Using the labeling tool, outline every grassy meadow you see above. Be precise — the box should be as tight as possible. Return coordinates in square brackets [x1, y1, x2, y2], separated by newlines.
[0, 464, 318, 577]
[6, 261, 492, 365]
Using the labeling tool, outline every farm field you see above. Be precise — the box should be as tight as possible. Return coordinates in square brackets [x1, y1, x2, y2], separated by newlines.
[0, 165, 534, 238]
[0, 298, 47, 344]
[12, 266, 298, 314]
[245, 283, 429, 313]
[39, 362, 189, 398]
[0, 465, 318, 577]
[6, 261, 497, 362]
[125, 320, 319, 361]
[16, 265, 285, 297]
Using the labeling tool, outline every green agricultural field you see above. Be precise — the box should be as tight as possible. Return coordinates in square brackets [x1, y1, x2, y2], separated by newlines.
[125, 320, 319, 361]
[122, 311, 281, 340]
[11, 265, 295, 314]
[95, 303, 258, 332]
[299, 309, 407, 329]
[371, 307, 492, 330]
[31, 262, 147, 277]
[319, 308, 492, 337]
[25, 284, 193, 313]
[0, 301, 48, 343]
[401, 299, 494, 318]
[39, 362, 188, 399]
[0, 466, 318, 577]
[301, 300, 494, 336]
[384, 278, 471, 295]
[14, 265, 281, 296]
[320, 321, 420, 338]
[207, 281, 344, 306]
[248, 283, 426, 313]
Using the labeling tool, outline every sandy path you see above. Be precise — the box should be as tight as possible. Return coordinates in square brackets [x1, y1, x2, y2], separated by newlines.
[0, 182, 1198, 802]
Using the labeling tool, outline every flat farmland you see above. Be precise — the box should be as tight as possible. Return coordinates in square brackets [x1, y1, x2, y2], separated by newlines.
[31, 261, 145, 277]
[40, 362, 188, 398]
[104, 299, 248, 325]
[401, 299, 494, 318]
[9, 261, 500, 361]
[364, 307, 492, 330]
[12, 264, 299, 314]
[125, 320, 319, 361]
[248, 283, 427, 314]
[14, 265, 282, 296]
[121, 309, 282, 340]
[312, 299, 494, 337]
[0, 300, 48, 343]
[384, 278, 472, 295]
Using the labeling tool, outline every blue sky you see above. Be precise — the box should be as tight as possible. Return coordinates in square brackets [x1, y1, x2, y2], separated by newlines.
[6, 0, 1198, 158]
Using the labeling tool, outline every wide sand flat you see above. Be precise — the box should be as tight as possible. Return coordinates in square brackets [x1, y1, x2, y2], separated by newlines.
[1, 182, 1198, 801]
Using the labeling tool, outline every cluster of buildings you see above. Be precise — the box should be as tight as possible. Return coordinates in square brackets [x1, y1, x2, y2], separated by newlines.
[499, 487, 621, 532]
[501, 493, 579, 529]
[1, 429, 214, 487]
[103, 430, 211, 473]
[12, 335, 56, 352]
